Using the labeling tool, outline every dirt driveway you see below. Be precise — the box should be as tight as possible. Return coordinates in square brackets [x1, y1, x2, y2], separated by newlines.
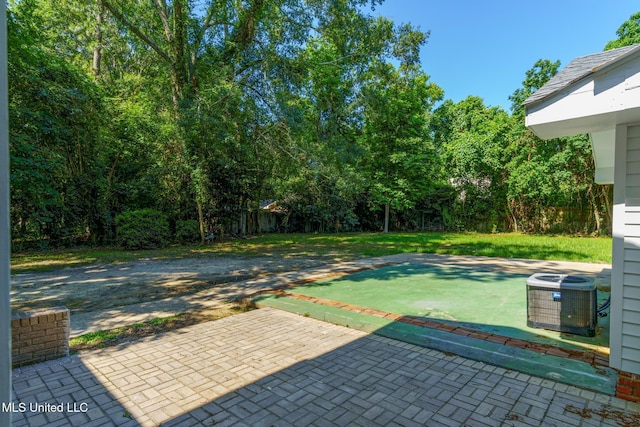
[10, 255, 334, 313]
[11, 253, 612, 338]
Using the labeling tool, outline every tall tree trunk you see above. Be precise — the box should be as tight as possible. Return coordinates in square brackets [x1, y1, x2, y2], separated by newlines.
[197, 200, 205, 244]
[383, 203, 390, 233]
[92, 4, 104, 76]
[587, 183, 602, 234]
[600, 184, 613, 235]
[509, 201, 519, 233]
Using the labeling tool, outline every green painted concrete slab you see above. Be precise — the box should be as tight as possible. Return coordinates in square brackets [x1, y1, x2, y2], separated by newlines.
[288, 263, 610, 353]
[254, 294, 618, 395]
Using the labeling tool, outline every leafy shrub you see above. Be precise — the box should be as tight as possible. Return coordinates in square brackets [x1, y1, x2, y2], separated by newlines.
[115, 209, 170, 249]
[175, 219, 200, 243]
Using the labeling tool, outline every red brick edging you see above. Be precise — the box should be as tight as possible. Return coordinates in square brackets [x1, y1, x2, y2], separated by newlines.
[269, 290, 610, 369]
[241, 261, 608, 369]
[241, 261, 626, 395]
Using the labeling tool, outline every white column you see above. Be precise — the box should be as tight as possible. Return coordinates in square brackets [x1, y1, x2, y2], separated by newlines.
[610, 124, 627, 370]
[0, 2, 12, 425]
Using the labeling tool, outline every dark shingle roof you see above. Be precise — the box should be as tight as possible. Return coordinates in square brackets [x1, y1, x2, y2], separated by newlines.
[523, 44, 640, 106]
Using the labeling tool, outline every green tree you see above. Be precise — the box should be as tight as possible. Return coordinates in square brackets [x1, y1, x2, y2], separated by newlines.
[266, 15, 401, 233]
[509, 59, 560, 118]
[358, 62, 443, 233]
[98, 0, 401, 242]
[605, 11, 640, 50]
[506, 60, 608, 234]
[8, 3, 108, 246]
[431, 96, 510, 230]
[10, 0, 179, 245]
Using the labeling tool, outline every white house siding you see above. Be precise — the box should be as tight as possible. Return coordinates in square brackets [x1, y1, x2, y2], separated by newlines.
[524, 46, 640, 381]
[613, 124, 640, 374]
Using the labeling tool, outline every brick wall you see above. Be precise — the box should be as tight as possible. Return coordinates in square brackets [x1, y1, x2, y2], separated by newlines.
[616, 371, 640, 402]
[11, 307, 70, 367]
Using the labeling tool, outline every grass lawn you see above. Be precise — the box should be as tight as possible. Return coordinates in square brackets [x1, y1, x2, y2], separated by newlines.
[11, 232, 612, 273]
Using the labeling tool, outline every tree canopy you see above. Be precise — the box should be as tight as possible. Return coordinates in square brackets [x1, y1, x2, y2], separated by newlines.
[605, 11, 640, 50]
[7, 1, 629, 247]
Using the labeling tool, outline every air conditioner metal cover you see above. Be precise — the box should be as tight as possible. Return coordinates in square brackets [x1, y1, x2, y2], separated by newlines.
[526, 273, 597, 337]
[526, 273, 594, 290]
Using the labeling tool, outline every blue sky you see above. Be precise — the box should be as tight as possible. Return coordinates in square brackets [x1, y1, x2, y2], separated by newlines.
[372, 0, 639, 111]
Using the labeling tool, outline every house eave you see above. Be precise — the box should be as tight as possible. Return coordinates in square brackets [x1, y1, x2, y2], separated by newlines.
[525, 107, 640, 140]
[523, 44, 640, 108]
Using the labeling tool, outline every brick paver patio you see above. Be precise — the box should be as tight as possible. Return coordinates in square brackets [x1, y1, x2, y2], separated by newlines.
[10, 308, 640, 426]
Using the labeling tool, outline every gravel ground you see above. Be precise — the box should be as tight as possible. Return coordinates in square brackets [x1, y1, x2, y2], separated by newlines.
[10, 255, 333, 313]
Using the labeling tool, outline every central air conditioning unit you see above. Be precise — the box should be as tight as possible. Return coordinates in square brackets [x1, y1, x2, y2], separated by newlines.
[526, 273, 597, 337]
